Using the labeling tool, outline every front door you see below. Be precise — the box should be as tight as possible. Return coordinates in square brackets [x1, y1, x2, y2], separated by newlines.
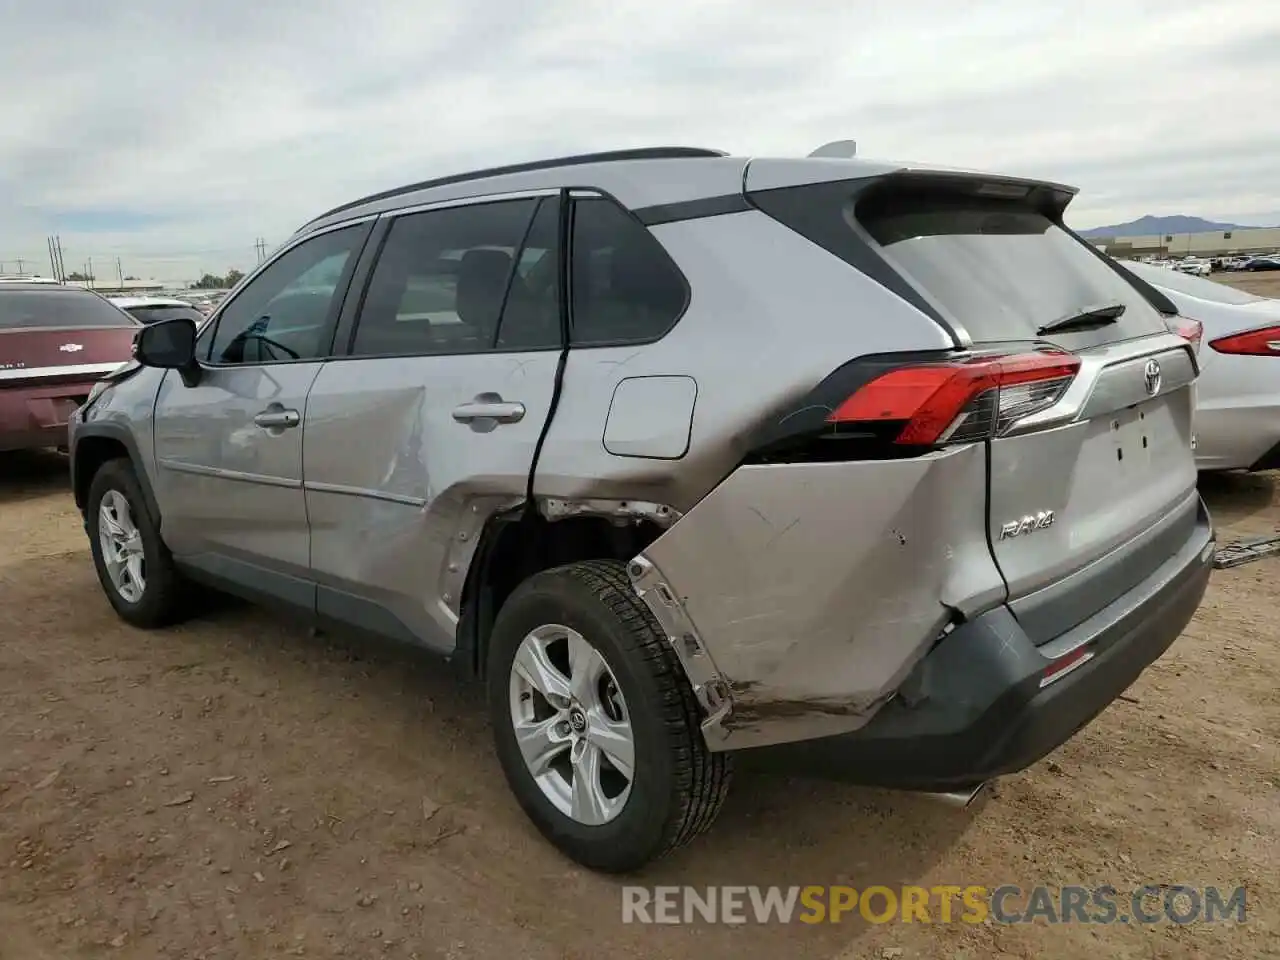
[152, 222, 371, 604]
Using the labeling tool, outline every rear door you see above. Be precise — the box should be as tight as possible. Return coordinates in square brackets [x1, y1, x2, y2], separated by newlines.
[302, 192, 563, 653]
[748, 167, 1201, 646]
[854, 182, 1199, 643]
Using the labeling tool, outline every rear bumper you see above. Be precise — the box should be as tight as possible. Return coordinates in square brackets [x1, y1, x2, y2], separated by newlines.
[739, 497, 1215, 789]
[0, 381, 96, 452]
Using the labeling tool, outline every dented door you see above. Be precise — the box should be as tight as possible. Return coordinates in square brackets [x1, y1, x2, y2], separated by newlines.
[301, 195, 563, 652]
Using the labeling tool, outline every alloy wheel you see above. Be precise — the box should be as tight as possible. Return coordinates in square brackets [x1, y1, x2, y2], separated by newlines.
[508, 623, 635, 826]
[98, 490, 146, 603]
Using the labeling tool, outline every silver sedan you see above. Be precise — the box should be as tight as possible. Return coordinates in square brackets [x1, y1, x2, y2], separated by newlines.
[1122, 260, 1280, 472]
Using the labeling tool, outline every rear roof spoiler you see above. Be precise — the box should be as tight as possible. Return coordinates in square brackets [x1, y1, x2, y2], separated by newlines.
[867, 168, 1080, 220]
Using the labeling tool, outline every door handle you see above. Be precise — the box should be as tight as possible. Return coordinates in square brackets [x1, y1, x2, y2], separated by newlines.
[452, 400, 526, 424]
[253, 408, 301, 429]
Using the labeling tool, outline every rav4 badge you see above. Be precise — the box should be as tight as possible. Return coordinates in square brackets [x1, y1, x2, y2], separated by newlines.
[999, 510, 1056, 540]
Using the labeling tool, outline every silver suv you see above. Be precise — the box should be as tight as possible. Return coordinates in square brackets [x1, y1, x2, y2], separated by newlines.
[70, 146, 1215, 872]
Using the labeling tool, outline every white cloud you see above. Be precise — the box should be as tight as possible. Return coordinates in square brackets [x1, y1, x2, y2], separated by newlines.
[2, 0, 1277, 282]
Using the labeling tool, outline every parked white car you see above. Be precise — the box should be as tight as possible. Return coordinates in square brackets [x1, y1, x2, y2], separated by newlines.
[108, 296, 209, 328]
[1121, 261, 1280, 471]
[1174, 259, 1211, 277]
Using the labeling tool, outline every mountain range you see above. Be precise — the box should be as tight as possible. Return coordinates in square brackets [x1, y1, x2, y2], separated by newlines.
[1078, 215, 1277, 238]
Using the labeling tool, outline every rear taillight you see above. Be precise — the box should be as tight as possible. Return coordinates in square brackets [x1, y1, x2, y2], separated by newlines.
[1169, 316, 1203, 354]
[827, 350, 1081, 446]
[1209, 324, 1280, 356]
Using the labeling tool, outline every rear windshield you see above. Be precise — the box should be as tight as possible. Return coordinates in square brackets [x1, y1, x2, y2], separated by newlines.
[1119, 261, 1265, 305]
[0, 289, 137, 330]
[857, 194, 1169, 346]
[125, 304, 207, 325]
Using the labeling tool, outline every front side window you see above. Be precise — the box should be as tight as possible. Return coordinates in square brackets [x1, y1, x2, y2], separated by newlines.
[569, 197, 687, 345]
[207, 224, 366, 365]
[351, 197, 563, 357]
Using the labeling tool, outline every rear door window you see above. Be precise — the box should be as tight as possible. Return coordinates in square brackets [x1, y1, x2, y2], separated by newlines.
[350, 197, 562, 356]
[857, 194, 1170, 348]
[0, 289, 137, 329]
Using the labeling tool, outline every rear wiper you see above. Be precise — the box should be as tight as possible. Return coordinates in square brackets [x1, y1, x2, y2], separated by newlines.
[1037, 301, 1126, 336]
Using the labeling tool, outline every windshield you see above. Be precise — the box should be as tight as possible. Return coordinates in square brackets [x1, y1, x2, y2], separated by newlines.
[1120, 261, 1265, 305]
[0, 289, 138, 330]
[125, 304, 208, 325]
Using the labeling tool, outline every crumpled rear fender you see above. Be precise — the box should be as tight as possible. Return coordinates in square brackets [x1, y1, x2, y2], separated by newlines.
[629, 444, 1006, 751]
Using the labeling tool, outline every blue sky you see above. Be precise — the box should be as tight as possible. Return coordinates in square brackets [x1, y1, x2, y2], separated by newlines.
[2, 0, 1278, 283]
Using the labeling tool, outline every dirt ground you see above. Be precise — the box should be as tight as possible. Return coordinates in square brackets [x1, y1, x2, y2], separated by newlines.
[3, 276, 1279, 959]
[1217, 270, 1280, 299]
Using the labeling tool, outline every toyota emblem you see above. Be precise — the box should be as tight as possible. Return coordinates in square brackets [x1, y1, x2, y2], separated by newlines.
[1143, 358, 1162, 397]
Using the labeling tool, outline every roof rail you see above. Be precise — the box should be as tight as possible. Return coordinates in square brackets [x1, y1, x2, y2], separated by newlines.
[302, 146, 728, 228]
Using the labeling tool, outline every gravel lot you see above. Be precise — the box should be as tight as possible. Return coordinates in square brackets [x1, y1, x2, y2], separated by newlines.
[2, 273, 1278, 959]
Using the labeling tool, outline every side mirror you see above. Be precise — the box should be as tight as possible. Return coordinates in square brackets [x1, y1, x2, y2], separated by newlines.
[134, 317, 200, 386]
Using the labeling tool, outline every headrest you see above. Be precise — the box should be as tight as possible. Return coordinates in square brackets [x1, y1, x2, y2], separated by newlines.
[456, 248, 513, 330]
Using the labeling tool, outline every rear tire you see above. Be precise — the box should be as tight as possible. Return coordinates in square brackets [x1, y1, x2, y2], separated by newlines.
[487, 559, 731, 873]
[87, 459, 190, 628]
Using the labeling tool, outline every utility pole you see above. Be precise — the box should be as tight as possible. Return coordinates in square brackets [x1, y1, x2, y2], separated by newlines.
[117, 257, 124, 289]
[254, 237, 267, 264]
[87, 258, 94, 288]
[53, 236, 66, 282]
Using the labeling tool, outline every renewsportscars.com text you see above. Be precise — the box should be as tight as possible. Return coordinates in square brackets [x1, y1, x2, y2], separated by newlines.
[621, 884, 1247, 925]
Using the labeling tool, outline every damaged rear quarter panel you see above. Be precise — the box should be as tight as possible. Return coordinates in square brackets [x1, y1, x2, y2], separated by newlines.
[639, 442, 1005, 750]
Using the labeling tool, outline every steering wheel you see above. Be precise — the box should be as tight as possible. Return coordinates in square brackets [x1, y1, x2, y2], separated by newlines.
[221, 326, 301, 363]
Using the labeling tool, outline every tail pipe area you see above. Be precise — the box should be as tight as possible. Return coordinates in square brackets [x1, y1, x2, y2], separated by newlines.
[920, 781, 989, 808]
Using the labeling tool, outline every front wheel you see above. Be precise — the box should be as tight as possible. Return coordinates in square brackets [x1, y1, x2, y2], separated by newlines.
[87, 459, 190, 628]
[487, 560, 731, 873]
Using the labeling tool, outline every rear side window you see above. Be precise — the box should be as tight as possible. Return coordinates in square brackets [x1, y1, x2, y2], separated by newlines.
[351, 197, 560, 356]
[569, 197, 687, 345]
[857, 194, 1170, 346]
[1120, 261, 1264, 305]
[0, 289, 136, 329]
[125, 305, 207, 325]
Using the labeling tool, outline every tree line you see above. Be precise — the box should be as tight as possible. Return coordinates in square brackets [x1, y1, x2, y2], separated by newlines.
[192, 269, 245, 290]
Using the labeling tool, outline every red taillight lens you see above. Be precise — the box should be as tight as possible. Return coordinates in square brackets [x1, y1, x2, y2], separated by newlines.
[1209, 324, 1280, 356]
[1170, 316, 1203, 353]
[827, 350, 1081, 446]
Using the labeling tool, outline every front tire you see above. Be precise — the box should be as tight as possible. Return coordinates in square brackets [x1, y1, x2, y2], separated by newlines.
[87, 459, 189, 628]
[487, 559, 731, 873]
